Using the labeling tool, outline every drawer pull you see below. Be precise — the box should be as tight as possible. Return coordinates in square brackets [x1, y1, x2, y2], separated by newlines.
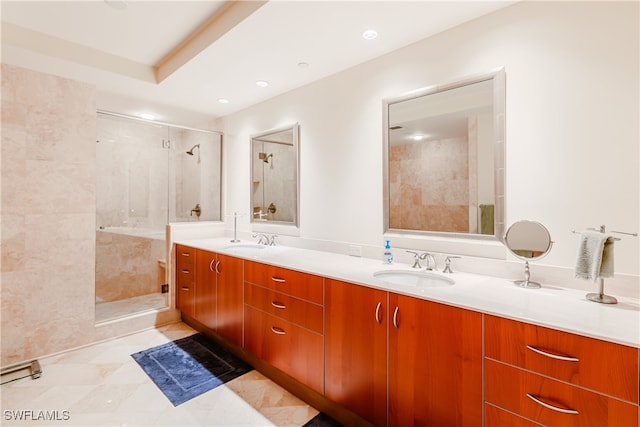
[271, 326, 286, 335]
[181, 269, 190, 274]
[271, 301, 286, 309]
[181, 286, 189, 291]
[392, 306, 400, 329]
[271, 276, 286, 283]
[526, 393, 579, 415]
[181, 252, 190, 257]
[375, 302, 382, 324]
[526, 345, 579, 362]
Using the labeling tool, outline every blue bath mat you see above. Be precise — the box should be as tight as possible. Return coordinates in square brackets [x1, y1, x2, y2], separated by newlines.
[131, 333, 252, 406]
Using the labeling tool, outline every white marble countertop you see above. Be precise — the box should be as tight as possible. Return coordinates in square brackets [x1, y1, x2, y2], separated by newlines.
[175, 238, 640, 348]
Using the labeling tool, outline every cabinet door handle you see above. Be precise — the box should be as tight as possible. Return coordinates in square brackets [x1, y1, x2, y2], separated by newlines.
[375, 302, 382, 324]
[392, 306, 400, 329]
[271, 326, 286, 335]
[271, 301, 286, 309]
[181, 286, 189, 291]
[209, 259, 216, 272]
[271, 276, 286, 283]
[214, 260, 221, 274]
[526, 345, 579, 362]
[526, 393, 579, 415]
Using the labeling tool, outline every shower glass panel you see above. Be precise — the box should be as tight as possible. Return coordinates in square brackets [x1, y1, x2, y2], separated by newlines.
[95, 112, 222, 323]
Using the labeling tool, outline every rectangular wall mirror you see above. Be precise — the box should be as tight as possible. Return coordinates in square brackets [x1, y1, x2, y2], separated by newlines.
[383, 68, 505, 241]
[251, 123, 299, 226]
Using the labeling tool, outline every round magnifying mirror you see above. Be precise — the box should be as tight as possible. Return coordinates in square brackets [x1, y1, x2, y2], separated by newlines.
[504, 220, 553, 289]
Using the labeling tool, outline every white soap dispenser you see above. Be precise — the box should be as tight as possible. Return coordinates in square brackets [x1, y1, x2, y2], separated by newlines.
[383, 240, 394, 264]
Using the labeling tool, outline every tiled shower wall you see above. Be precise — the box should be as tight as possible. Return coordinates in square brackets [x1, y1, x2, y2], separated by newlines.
[1, 64, 97, 366]
[389, 134, 472, 233]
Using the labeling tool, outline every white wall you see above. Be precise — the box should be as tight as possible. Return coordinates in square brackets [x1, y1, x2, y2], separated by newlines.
[216, 2, 638, 280]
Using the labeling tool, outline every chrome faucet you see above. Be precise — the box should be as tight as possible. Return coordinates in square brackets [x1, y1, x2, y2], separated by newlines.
[423, 253, 437, 271]
[252, 233, 278, 246]
[253, 233, 268, 245]
[406, 251, 435, 269]
[190, 203, 201, 218]
[443, 256, 460, 273]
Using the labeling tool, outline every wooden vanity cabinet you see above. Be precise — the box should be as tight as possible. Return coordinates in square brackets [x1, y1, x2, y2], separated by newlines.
[484, 314, 639, 427]
[325, 279, 388, 426]
[175, 244, 196, 317]
[195, 249, 217, 329]
[243, 260, 324, 393]
[389, 293, 483, 427]
[325, 279, 483, 427]
[176, 246, 243, 346]
[214, 253, 243, 346]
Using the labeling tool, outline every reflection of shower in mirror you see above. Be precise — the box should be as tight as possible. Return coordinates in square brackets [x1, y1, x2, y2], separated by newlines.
[258, 152, 273, 163]
[186, 144, 201, 162]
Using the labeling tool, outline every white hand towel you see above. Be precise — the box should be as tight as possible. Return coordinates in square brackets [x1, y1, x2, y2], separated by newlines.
[574, 231, 615, 282]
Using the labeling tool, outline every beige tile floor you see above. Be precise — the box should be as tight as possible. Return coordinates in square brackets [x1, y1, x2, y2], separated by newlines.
[1, 323, 319, 426]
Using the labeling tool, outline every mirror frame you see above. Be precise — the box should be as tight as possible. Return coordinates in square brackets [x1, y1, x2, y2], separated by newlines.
[250, 123, 300, 227]
[382, 67, 505, 242]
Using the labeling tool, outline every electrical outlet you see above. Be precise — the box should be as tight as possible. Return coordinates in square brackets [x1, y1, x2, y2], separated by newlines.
[161, 284, 169, 293]
[348, 245, 362, 257]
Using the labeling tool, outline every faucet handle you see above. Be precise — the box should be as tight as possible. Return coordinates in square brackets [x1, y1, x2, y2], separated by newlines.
[269, 234, 278, 246]
[406, 251, 421, 268]
[443, 256, 460, 274]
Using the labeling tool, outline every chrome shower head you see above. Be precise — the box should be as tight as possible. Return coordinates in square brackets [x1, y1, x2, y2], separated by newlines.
[186, 144, 200, 155]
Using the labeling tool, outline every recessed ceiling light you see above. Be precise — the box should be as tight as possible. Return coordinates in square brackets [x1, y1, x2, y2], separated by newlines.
[255, 80, 269, 87]
[138, 113, 155, 120]
[362, 30, 378, 40]
[218, 98, 229, 104]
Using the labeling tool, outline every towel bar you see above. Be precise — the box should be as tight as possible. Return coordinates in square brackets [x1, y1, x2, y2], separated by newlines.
[571, 225, 638, 305]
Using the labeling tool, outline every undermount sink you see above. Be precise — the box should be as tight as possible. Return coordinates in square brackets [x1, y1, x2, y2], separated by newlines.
[373, 270, 455, 287]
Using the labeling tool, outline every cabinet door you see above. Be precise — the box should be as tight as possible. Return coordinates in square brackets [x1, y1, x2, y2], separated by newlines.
[389, 294, 482, 427]
[325, 280, 388, 427]
[216, 254, 243, 346]
[195, 250, 217, 330]
[175, 244, 196, 317]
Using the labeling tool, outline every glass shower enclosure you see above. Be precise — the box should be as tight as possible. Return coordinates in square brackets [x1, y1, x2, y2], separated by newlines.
[95, 112, 222, 323]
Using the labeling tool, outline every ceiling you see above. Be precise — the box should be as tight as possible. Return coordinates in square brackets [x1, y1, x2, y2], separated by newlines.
[1, 0, 515, 127]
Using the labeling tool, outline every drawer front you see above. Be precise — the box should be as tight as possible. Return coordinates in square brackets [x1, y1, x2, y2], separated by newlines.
[485, 314, 639, 403]
[176, 282, 195, 317]
[485, 404, 542, 427]
[244, 261, 323, 304]
[176, 244, 196, 270]
[245, 283, 323, 334]
[244, 306, 323, 393]
[485, 359, 638, 427]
